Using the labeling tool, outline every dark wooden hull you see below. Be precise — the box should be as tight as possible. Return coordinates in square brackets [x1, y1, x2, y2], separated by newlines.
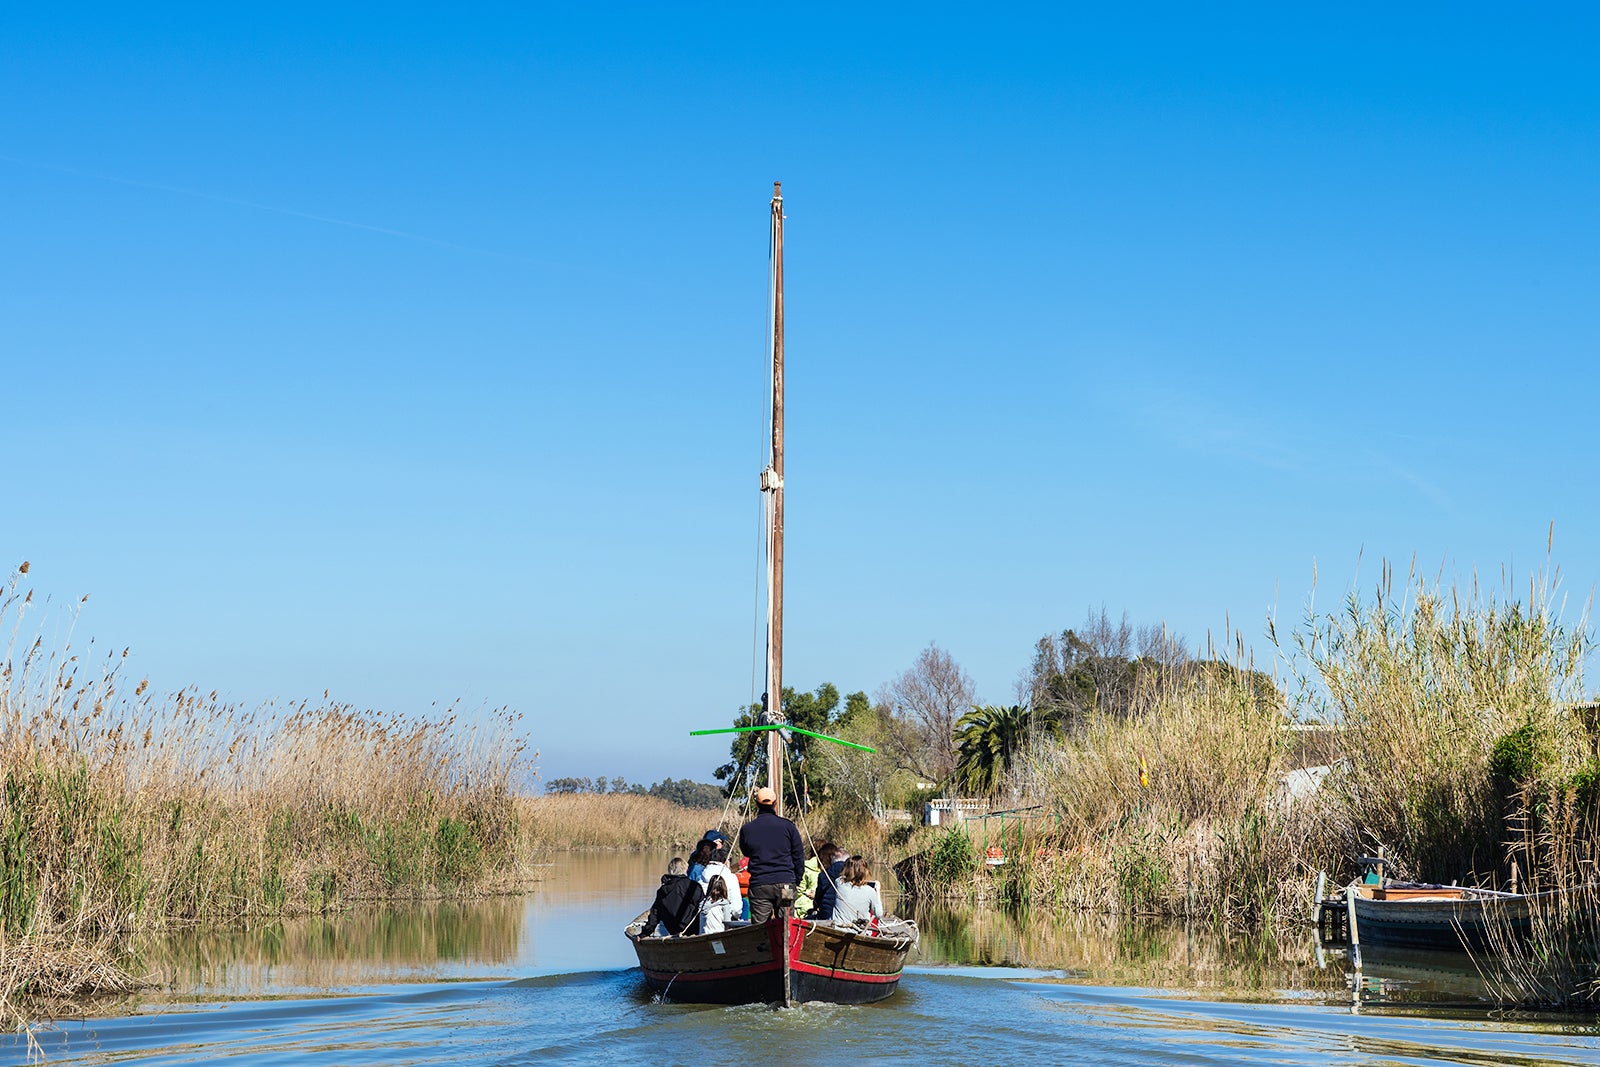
[1350, 884, 1532, 952]
[627, 915, 914, 1005]
[631, 919, 787, 1003]
[790, 918, 911, 1004]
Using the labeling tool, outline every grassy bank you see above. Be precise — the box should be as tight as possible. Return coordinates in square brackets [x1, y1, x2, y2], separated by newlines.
[0, 570, 534, 1023]
[519, 794, 724, 852]
[909, 563, 1598, 950]
[897, 663, 1319, 924]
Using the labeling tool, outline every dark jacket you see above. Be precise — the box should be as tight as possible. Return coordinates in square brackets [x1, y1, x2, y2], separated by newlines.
[738, 808, 805, 888]
[646, 874, 705, 936]
[811, 858, 848, 919]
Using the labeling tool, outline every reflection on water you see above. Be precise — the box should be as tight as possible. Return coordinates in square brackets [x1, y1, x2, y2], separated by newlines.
[115, 853, 1584, 1013]
[13, 851, 1600, 1067]
[910, 900, 1346, 1001]
[143, 896, 528, 995]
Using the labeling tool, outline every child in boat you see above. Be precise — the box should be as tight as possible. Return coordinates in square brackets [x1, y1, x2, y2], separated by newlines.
[697, 842, 744, 919]
[830, 857, 884, 927]
[699, 872, 741, 934]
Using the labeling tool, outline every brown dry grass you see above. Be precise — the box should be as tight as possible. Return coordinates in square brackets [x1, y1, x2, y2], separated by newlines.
[518, 794, 725, 852]
[0, 566, 535, 1024]
[919, 559, 1594, 932]
[997, 659, 1315, 923]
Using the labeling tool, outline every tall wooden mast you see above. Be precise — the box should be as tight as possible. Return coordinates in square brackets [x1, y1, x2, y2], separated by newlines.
[765, 181, 785, 814]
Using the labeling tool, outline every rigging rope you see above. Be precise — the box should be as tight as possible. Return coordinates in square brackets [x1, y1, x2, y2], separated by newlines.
[778, 738, 848, 919]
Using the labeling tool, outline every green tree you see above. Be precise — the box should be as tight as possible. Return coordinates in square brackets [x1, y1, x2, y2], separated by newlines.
[712, 682, 868, 807]
[1025, 607, 1192, 728]
[954, 704, 1048, 797]
[646, 778, 725, 808]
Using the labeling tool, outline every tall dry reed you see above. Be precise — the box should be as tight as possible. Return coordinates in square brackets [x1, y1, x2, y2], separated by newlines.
[0, 566, 534, 1018]
[519, 794, 723, 851]
[924, 556, 1595, 932]
[1471, 786, 1600, 1009]
[1013, 657, 1311, 923]
[1282, 558, 1591, 884]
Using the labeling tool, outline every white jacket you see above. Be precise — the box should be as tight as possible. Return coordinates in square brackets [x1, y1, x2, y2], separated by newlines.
[697, 860, 743, 912]
[699, 896, 742, 934]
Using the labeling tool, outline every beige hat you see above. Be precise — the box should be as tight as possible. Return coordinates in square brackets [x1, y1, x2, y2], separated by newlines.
[754, 786, 777, 805]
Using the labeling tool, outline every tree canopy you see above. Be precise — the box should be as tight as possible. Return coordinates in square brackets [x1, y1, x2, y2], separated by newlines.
[712, 683, 872, 806]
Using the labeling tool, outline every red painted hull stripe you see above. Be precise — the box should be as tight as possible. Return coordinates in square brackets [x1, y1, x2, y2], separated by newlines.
[788, 960, 902, 983]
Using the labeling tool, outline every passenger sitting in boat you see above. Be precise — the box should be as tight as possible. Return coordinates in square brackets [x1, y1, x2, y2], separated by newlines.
[795, 838, 831, 916]
[697, 842, 744, 918]
[699, 872, 741, 934]
[644, 857, 705, 937]
[809, 845, 847, 920]
[830, 858, 884, 927]
[686, 839, 716, 885]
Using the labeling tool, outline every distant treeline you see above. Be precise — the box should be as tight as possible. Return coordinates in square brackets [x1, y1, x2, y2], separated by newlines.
[544, 775, 723, 809]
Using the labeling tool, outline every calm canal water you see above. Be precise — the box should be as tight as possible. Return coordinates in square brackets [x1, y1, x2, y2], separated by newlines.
[10, 852, 1598, 1065]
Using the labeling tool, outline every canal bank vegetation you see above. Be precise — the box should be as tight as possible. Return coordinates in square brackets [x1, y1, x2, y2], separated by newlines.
[1478, 792, 1600, 1010]
[807, 560, 1597, 964]
[0, 566, 535, 1023]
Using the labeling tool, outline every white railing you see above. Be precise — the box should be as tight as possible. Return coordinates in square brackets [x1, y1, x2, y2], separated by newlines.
[924, 797, 990, 826]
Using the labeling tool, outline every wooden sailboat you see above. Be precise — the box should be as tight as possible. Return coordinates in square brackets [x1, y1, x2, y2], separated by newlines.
[625, 183, 917, 1006]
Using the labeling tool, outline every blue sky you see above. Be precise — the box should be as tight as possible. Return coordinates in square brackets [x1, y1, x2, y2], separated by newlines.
[4, 5, 1597, 785]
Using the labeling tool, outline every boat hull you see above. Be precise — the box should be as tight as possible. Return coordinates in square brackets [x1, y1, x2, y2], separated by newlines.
[790, 920, 909, 1004]
[632, 920, 788, 1003]
[628, 915, 913, 1005]
[1349, 884, 1532, 952]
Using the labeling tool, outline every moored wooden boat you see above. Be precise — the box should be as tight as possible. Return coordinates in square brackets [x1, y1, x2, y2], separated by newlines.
[1347, 882, 1533, 952]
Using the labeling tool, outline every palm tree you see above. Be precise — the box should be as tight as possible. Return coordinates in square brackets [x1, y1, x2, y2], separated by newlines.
[953, 704, 1038, 797]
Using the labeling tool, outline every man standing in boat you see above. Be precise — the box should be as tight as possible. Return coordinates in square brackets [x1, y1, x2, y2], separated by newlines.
[739, 786, 805, 923]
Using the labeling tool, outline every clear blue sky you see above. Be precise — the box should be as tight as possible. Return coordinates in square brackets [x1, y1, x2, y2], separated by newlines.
[4, 5, 1597, 786]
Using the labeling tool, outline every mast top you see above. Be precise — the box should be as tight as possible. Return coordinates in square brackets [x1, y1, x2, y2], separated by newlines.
[773, 181, 782, 199]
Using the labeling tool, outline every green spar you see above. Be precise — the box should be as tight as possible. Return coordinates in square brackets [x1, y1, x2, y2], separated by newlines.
[688, 723, 876, 753]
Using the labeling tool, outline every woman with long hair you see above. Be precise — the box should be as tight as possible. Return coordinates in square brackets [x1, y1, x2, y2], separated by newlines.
[686, 838, 716, 884]
[830, 857, 884, 926]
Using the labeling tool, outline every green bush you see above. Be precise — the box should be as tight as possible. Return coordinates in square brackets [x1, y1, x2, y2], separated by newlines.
[1490, 723, 1541, 786]
[925, 827, 977, 888]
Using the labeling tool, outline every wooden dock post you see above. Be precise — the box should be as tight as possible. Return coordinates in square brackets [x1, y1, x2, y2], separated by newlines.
[1345, 882, 1361, 968]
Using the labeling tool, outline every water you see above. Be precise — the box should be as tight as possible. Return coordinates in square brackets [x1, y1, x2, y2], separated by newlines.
[11, 853, 1598, 1066]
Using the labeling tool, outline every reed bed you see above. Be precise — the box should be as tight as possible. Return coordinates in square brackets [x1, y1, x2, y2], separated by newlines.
[914, 560, 1596, 947]
[1286, 560, 1592, 884]
[1473, 787, 1600, 1010]
[992, 661, 1318, 924]
[0, 567, 533, 1023]
[518, 794, 723, 852]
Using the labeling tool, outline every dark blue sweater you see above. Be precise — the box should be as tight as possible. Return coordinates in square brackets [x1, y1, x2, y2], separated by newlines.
[812, 858, 848, 919]
[738, 809, 805, 887]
